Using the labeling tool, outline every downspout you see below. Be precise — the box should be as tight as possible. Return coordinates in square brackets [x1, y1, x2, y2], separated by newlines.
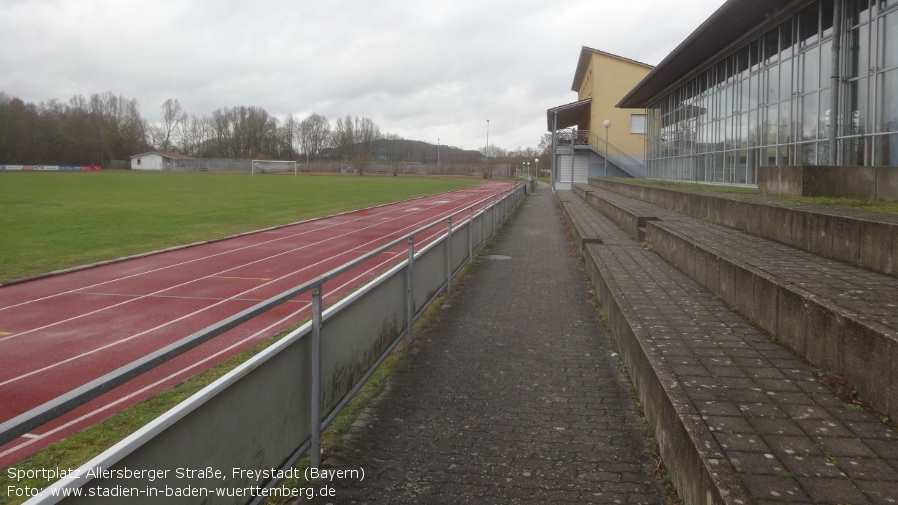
[830, 0, 842, 165]
[551, 112, 557, 191]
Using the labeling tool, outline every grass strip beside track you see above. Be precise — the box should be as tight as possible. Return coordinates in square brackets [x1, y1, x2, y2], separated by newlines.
[0, 211, 495, 505]
[0, 171, 480, 283]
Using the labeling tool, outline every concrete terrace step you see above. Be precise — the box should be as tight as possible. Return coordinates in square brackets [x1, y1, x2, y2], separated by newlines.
[555, 190, 898, 505]
[589, 179, 898, 279]
[556, 190, 631, 250]
[576, 180, 898, 421]
[573, 183, 674, 241]
[647, 216, 898, 421]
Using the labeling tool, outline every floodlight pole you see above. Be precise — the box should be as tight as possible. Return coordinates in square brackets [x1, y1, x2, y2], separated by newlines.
[486, 120, 490, 176]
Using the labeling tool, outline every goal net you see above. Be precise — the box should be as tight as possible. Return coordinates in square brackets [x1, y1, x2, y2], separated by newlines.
[251, 159, 297, 176]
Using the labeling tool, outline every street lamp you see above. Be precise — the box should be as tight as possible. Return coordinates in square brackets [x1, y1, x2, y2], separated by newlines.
[523, 161, 530, 177]
[437, 138, 441, 174]
[485, 120, 490, 176]
[534, 158, 539, 179]
[602, 119, 611, 177]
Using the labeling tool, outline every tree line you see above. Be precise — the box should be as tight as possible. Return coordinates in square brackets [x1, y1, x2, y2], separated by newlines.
[0, 91, 494, 168]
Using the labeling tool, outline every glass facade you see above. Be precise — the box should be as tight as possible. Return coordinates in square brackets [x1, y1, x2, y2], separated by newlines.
[645, 0, 898, 184]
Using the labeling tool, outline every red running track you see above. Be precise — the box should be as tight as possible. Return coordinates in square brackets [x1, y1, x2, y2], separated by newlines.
[0, 182, 513, 466]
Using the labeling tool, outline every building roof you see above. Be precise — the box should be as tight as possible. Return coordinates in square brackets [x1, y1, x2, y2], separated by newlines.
[571, 46, 653, 93]
[618, 0, 798, 108]
[546, 98, 592, 131]
[129, 150, 194, 160]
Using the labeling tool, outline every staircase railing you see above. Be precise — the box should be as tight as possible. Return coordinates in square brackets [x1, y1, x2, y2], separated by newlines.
[556, 130, 645, 178]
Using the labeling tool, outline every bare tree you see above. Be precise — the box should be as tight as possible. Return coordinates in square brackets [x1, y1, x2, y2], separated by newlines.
[297, 113, 331, 164]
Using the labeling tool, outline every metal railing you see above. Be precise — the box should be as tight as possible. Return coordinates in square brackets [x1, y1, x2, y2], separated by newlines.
[21, 181, 528, 504]
[556, 130, 646, 178]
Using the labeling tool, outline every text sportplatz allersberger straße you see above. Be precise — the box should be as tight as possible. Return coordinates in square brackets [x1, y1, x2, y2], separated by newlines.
[6, 465, 364, 500]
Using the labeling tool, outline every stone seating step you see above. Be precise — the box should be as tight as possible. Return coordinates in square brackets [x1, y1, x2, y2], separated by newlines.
[573, 183, 669, 241]
[578, 184, 898, 421]
[556, 190, 898, 505]
[589, 178, 898, 279]
[646, 216, 898, 422]
[555, 190, 630, 250]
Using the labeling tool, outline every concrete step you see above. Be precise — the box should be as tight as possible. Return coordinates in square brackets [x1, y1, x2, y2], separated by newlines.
[556, 190, 630, 251]
[556, 190, 898, 505]
[589, 179, 898, 279]
[573, 183, 665, 241]
[647, 216, 898, 421]
[576, 183, 898, 422]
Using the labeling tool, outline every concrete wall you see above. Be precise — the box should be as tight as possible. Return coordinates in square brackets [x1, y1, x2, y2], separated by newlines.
[759, 165, 898, 202]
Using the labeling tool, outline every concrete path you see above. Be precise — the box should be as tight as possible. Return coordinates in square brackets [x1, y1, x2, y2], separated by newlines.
[309, 183, 669, 504]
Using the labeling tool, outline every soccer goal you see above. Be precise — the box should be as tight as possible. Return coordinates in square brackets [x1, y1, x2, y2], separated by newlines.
[251, 159, 298, 176]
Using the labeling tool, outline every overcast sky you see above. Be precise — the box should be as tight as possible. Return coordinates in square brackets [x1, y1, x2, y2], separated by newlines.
[0, 0, 725, 152]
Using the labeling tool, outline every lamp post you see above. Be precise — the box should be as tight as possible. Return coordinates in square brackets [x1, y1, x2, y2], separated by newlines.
[602, 119, 611, 177]
[437, 138, 441, 174]
[485, 120, 490, 177]
[534, 158, 539, 179]
[523, 161, 530, 177]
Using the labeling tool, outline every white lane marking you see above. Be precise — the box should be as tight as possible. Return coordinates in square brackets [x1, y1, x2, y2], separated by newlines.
[0, 184, 502, 314]
[0, 187, 502, 386]
[0, 185, 508, 345]
[0, 239, 424, 462]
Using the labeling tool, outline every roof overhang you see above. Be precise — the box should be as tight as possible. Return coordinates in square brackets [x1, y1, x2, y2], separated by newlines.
[618, 0, 806, 108]
[546, 98, 592, 131]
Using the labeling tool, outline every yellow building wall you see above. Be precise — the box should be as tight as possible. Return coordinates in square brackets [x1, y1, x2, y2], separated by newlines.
[576, 52, 651, 157]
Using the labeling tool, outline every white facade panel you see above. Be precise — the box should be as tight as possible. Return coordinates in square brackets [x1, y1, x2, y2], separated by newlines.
[131, 153, 165, 170]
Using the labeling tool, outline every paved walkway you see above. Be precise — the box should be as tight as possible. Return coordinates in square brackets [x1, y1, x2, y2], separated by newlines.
[310, 183, 668, 504]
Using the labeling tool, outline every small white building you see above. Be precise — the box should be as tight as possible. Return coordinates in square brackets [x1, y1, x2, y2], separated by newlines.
[130, 151, 193, 171]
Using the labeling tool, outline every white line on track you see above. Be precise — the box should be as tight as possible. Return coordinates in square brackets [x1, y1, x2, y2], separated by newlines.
[0, 185, 505, 346]
[0, 184, 502, 315]
[0, 223, 446, 462]
[0, 187, 498, 386]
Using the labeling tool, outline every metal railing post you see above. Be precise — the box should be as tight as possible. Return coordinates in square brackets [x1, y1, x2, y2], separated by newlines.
[446, 217, 453, 294]
[482, 200, 487, 244]
[492, 196, 497, 235]
[406, 237, 414, 344]
[468, 207, 474, 265]
[310, 285, 323, 469]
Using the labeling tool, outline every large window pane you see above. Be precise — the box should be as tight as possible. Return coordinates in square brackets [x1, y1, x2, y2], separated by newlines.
[781, 22, 795, 59]
[879, 69, 898, 133]
[800, 49, 820, 92]
[765, 105, 779, 145]
[819, 88, 832, 138]
[799, 3, 820, 48]
[846, 25, 869, 78]
[875, 134, 898, 166]
[845, 78, 868, 135]
[749, 73, 759, 109]
[762, 28, 779, 65]
[820, 40, 832, 88]
[801, 93, 819, 140]
[882, 9, 898, 69]
[780, 59, 793, 97]
[846, 0, 871, 27]
[822, 0, 835, 38]
[765, 66, 780, 103]
[780, 101, 793, 143]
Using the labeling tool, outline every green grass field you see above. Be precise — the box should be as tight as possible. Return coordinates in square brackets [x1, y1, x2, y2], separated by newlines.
[0, 171, 480, 283]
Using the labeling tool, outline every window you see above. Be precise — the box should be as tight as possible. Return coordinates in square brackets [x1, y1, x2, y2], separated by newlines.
[630, 114, 647, 134]
[137, 158, 141, 165]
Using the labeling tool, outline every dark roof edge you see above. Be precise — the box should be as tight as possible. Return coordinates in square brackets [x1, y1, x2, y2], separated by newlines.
[618, 0, 807, 108]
